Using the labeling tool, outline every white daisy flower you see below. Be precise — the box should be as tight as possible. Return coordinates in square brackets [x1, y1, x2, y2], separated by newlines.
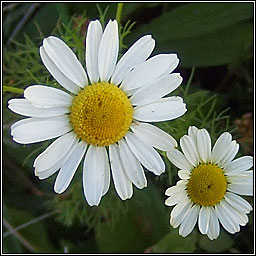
[165, 126, 253, 240]
[8, 19, 186, 206]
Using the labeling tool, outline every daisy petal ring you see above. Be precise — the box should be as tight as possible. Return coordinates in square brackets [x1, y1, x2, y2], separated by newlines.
[8, 19, 186, 206]
[165, 126, 253, 240]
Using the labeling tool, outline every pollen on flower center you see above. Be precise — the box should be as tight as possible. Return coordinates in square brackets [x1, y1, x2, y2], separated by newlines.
[186, 163, 227, 206]
[70, 82, 133, 146]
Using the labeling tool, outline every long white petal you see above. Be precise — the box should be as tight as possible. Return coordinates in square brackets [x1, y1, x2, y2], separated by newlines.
[197, 129, 211, 163]
[130, 73, 183, 106]
[125, 132, 165, 175]
[167, 149, 193, 171]
[215, 202, 240, 234]
[43, 36, 88, 87]
[102, 147, 110, 196]
[40, 46, 81, 94]
[24, 85, 73, 108]
[211, 132, 232, 164]
[188, 126, 199, 142]
[98, 20, 119, 82]
[109, 144, 133, 200]
[227, 171, 252, 184]
[198, 206, 211, 234]
[170, 199, 192, 228]
[227, 183, 253, 196]
[34, 131, 77, 171]
[130, 122, 177, 151]
[224, 192, 252, 214]
[54, 141, 87, 194]
[83, 145, 106, 206]
[35, 137, 79, 180]
[118, 138, 147, 189]
[207, 207, 220, 240]
[218, 141, 239, 168]
[85, 20, 103, 83]
[224, 156, 253, 174]
[8, 98, 70, 118]
[221, 199, 248, 226]
[180, 135, 200, 167]
[133, 97, 187, 122]
[121, 54, 179, 91]
[35, 165, 60, 180]
[179, 204, 200, 237]
[11, 115, 71, 144]
[111, 35, 155, 85]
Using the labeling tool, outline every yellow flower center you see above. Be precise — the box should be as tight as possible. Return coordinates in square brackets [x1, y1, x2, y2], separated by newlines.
[186, 163, 227, 206]
[70, 82, 133, 146]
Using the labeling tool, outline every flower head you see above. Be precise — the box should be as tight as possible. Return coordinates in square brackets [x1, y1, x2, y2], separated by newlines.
[165, 126, 253, 240]
[8, 19, 186, 206]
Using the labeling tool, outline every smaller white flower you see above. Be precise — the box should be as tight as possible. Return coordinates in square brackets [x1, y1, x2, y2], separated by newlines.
[165, 126, 253, 240]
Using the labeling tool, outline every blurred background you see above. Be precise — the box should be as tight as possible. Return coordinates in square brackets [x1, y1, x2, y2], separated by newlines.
[2, 2, 254, 254]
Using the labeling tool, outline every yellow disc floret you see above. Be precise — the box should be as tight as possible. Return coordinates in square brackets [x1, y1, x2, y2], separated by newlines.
[70, 82, 133, 146]
[187, 163, 227, 206]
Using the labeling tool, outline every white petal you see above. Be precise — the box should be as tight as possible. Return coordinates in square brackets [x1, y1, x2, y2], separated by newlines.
[221, 199, 248, 226]
[197, 129, 211, 163]
[188, 126, 199, 142]
[170, 199, 192, 228]
[224, 156, 253, 174]
[35, 136, 78, 179]
[109, 144, 133, 200]
[118, 138, 147, 189]
[227, 171, 252, 184]
[83, 146, 106, 206]
[218, 141, 239, 168]
[85, 20, 103, 83]
[40, 46, 81, 94]
[11, 115, 71, 144]
[98, 20, 119, 82]
[211, 132, 232, 164]
[133, 96, 187, 122]
[180, 135, 200, 167]
[54, 141, 87, 194]
[130, 73, 183, 106]
[34, 131, 77, 171]
[179, 204, 200, 237]
[36, 165, 60, 180]
[227, 183, 253, 196]
[130, 122, 177, 151]
[165, 190, 187, 206]
[165, 184, 186, 196]
[24, 85, 73, 108]
[125, 132, 165, 175]
[111, 35, 155, 85]
[43, 36, 88, 87]
[224, 192, 252, 214]
[198, 206, 211, 234]
[8, 98, 70, 118]
[207, 207, 220, 240]
[167, 149, 193, 171]
[102, 147, 110, 196]
[121, 54, 179, 91]
[215, 202, 240, 234]
[178, 170, 190, 179]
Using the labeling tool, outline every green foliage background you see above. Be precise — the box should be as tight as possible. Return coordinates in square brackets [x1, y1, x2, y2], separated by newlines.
[2, 2, 254, 254]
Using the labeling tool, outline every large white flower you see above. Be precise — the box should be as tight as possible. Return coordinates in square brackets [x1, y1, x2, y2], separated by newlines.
[8, 19, 186, 206]
[165, 126, 253, 240]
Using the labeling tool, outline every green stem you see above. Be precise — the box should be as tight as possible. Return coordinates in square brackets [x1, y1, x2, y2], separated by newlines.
[115, 3, 124, 24]
[3, 85, 24, 94]
[184, 66, 195, 96]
